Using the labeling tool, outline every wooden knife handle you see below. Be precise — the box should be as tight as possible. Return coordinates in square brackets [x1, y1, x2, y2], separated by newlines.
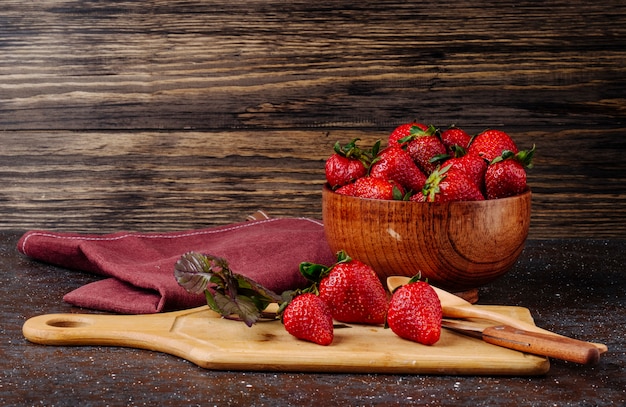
[482, 325, 601, 365]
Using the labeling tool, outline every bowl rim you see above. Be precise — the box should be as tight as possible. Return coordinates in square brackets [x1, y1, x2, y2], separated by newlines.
[322, 184, 531, 204]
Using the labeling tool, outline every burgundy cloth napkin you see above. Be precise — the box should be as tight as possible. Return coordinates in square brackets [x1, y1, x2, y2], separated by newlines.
[17, 216, 335, 314]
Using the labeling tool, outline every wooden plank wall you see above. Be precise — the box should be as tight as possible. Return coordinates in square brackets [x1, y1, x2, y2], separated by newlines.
[1, 1, 625, 238]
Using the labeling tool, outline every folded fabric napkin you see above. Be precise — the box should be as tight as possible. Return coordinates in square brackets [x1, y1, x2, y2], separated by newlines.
[17, 213, 335, 314]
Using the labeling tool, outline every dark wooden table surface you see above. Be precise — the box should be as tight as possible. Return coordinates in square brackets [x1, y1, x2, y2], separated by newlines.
[1, 1, 625, 405]
[2, 234, 624, 406]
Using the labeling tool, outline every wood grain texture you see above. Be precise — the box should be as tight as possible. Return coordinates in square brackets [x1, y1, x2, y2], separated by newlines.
[21, 304, 550, 375]
[1, 0, 625, 237]
[323, 188, 531, 291]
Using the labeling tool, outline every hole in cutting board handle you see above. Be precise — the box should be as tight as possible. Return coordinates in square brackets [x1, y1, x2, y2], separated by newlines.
[46, 317, 91, 328]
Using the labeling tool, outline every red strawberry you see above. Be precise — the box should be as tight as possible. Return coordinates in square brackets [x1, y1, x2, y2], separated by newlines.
[468, 129, 518, 162]
[409, 190, 426, 202]
[387, 279, 442, 345]
[444, 147, 488, 192]
[370, 145, 427, 193]
[334, 181, 358, 197]
[401, 125, 448, 175]
[388, 122, 429, 146]
[422, 165, 485, 202]
[282, 293, 334, 346]
[485, 147, 535, 199]
[325, 139, 370, 188]
[300, 251, 389, 325]
[440, 126, 471, 153]
[335, 176, 404, 200]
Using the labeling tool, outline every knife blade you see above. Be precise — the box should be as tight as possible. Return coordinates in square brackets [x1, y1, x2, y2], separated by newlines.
[442, 319, 601, 365]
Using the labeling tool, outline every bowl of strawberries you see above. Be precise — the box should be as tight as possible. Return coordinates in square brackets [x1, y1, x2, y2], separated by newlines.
[322, 122, 534, 292]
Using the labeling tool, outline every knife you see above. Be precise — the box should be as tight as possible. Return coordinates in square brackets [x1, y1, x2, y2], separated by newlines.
[442, 319, 601, 365]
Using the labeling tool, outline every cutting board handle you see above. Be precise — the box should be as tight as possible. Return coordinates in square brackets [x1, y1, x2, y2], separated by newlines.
[22, 307, 209, 353]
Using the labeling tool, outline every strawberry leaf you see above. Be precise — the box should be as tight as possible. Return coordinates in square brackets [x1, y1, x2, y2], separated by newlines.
[334, 138, 361, 158]
[429, 153, 450, 164]
[409, 124, 438, 138]
[335, 250, 352, 264]
[422, 164, 452, 201]
[332, 140, 344, 155]
[449, 144, 467, 158]
[408, 272, 425, 284]
[370, 139, 382, 159]
[299, 262, 330, 282]
[392, 185, 405, 200]
[490, 145, 535, 168]
[299, 250, 351, 282]
[516, 144, 536, 169]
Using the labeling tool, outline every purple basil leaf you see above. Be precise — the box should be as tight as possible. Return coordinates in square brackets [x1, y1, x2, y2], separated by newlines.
[174, 252, 226, 294]
[212, 291, 262, 327]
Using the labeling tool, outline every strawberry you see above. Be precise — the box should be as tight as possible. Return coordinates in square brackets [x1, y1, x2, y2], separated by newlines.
[422, 165, 485, 202]
[468, 129, 518, 162]
[387, 279, 442, 345]
[485, 147, 535, 199]
[400, 125, 448, 175]
[325, 139, 371, 189]
[335, 176, 404, 200]
[444, 147, 488, 192]
[334, 180, 359, 196]
[388, 122, 429, 146]
[300, 251, 388, 325]
[281, 292, 334, 346]
[370, 145, 427, 193]
[440, 126, 471, 153]
[409, 190, 426, 202]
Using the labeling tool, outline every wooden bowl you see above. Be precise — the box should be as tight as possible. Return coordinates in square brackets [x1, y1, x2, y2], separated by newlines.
[322, 186, 531, 292]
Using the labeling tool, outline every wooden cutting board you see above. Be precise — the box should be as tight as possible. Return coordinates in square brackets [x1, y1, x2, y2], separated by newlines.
[22, 305, 550, 375]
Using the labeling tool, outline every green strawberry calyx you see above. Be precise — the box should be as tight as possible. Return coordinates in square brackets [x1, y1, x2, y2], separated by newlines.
[421, 164, 453, 202]
[333, 138, 361, 158]
[448, 144, 467, 159]
[490, 144, 536, 169]
[407, 272, 426, 285]
[299, 250, 352, 283]
[397, 124, 438, 144]
[333, 138, 380, 168]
